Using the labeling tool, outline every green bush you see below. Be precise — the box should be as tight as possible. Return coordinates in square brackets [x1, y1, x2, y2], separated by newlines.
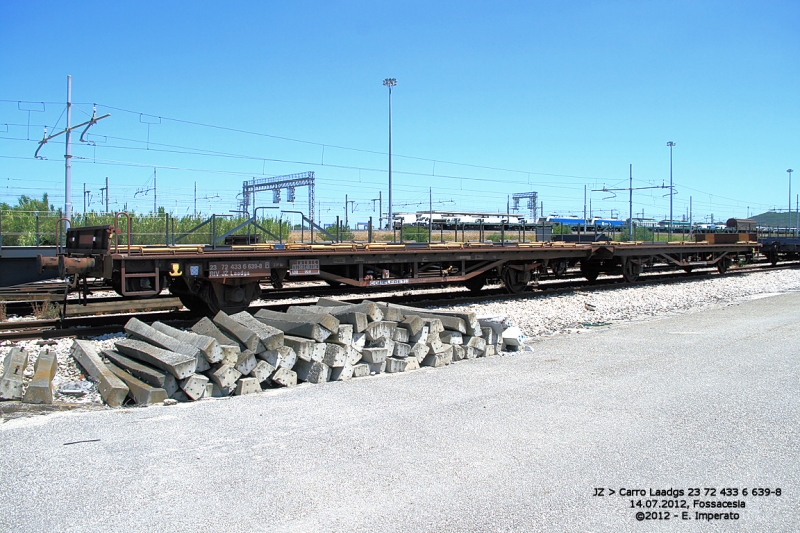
[551, 223, 572, 235]
[619, 227, 654, 242]
[401, 225, 430, 243]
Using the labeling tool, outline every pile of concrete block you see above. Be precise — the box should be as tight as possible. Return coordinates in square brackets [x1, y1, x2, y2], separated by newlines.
[67, 299, 519, 407]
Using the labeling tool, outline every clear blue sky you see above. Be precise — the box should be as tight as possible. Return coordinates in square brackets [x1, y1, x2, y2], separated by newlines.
[1, 1, 798, 226]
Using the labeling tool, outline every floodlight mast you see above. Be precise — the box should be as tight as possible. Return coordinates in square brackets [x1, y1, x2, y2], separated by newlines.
[383, 78, 396, 230]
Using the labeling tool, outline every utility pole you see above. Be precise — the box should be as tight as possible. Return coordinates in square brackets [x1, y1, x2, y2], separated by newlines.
[99, 177, 109, 214]
[583, 185, 587, 236]
[383, 78, 397, 228]
[34, 77, 109, 222]
[629, 164, 633, 240]
[83, 183, 90, 214]
[194, 181, 197, 217]
[65, 76, 72, 221]
[429, 188, 433, 243]
[153, 168, 157, 213]
[667, 141, 675, 241]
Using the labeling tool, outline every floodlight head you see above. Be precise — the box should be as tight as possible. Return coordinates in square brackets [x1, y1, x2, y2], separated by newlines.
[383, 78, 397, 88]
[667, 141, 675, 147]
[788, 169, 794, 174]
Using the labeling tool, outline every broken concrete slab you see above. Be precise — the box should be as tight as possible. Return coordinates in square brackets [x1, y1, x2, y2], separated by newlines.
[314, 300, 383, 323]
[293, 360, 330, 383]
[327, 324, 353, 346]
[212, 311, 260, 352]
[391, 327, 409, 343]
[409, 325, 429, 344]
[430, 309, 482, 336]
[409, 342, 430, 362]
[258, 345, 297, 370]
[421, 344, 454, 367]
[124, 317, 203, 362]
[369, 337, 395, 352]
[192, 317, 242, 350]
[398, 315, 424, 337]
[440, 331, 463, 345]
[253, 311, 331, 342]
[282, 335, 322, 362]
[235, 349, 257, 376]
[426, 333, 446, 354]
[392, 342, 411, 358]
[152, 321, 223, 363]
[230, 311, 285, 352]
[180, 374, 209, 401]
[0, 347, 29, 401]
[235, 377, 261, 395]
[368, 360, 386, 374]
[329, 362, 354, 381]
[373, 302, 405, 322]
[364, 321, 397, 342]
[21, 350, 57, 404]
[102, 349, 179, 397]
[211, 382, 233, 397]
[345, 346, 362, 366]
[71, 340, 129, 407]
[501, 325, 525, 348]
[219, 345, 241, 366]
[270, 367, 297, 387]
[114, 338, 197, 380]
[376, 303, 467, 333]
[352, 363, 370, 378]
[194, 352, 211, 373]
[105, 361, 169, 405]
[250, 359, 276, 383]
[321, 343, 347, 367]
[207, 363, 242, 390]
[281, 307, 341, 333]
[463, 335, 487, 352]
[352, 332, 366, 351]
[451, 344, 466, 362]
[423, 318, 445, 335]
[385, 357, 420, 373]
[361, 347, 389, 364]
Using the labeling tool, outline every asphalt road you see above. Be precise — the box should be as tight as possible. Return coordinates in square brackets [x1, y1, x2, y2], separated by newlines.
[1, 292, 798, 532]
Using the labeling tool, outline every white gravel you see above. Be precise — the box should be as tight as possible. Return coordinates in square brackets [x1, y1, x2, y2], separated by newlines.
[433, 269, 800, 339]
[2, 269, 798, 409]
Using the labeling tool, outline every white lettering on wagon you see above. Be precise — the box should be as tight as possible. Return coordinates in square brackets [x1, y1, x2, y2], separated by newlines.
[208, 261, 270, 278]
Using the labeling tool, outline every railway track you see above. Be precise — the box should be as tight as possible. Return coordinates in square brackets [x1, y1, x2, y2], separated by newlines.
[1, 261, 796, 342]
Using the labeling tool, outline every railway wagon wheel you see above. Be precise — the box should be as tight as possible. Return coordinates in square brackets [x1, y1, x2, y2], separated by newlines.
[579, 261, 601, 282]
[550, 259, 568, 278]
[717, 256, 732, 274]
[622, 260, 642, 283]
[463, 275, 486, 293]
[766, 251, 779, 266]
[501, 266, 530, 294]
[202, 281, 261, 316]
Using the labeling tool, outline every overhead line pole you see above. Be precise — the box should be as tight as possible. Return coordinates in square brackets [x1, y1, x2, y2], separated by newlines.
[383, 78, 396, 231]
[65, 75, 72, 222]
